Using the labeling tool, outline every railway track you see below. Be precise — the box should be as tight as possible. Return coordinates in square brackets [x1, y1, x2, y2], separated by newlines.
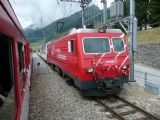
[40, 56, 159, 120]
[96, 96, 160, 120]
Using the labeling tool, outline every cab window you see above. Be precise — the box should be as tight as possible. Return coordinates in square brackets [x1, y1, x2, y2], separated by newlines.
[112, 38, 125, 52]
[83, 38, 110, 53]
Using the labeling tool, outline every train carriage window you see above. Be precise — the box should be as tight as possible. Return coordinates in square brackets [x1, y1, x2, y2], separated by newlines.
[42, 45, 47, 54]
[24, 46, 27, 68]
[83, 38, 110, 53]
[0, 32, 16, 119]
[68, 40, 75, 53]
[18, 43, 23, 72]
[17, 43, 24, 92]
[112, 38, 124, 52]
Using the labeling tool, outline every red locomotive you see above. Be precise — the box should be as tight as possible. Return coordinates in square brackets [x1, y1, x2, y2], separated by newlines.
[45, 28, 130, 96]
[39, 43, 50, 61]
[0, 0, 31, 119]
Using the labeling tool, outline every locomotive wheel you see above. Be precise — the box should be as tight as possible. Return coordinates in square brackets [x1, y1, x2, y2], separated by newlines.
[58, 68, 63, 76]
[61, 70, 66, 78]
[65, 78, 74, 86]
[52, 64, 56, 71]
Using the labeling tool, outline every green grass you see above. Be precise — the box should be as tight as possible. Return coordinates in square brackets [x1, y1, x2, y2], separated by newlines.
[30, 40, 46, 50]
[137, 27, 160, 45]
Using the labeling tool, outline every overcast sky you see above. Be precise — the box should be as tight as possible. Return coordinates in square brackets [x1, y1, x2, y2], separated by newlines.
[10, 0, 114, 29]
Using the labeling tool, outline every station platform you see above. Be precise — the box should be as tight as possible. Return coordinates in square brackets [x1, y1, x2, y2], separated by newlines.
[135, 63, 160, 95]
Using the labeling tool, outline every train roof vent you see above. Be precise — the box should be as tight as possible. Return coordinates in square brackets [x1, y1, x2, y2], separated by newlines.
[69, 28, 97, 35]
[106, 29, 122, 33]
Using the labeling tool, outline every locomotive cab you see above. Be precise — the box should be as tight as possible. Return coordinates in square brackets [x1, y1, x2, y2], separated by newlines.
[77, 29, 130, 96]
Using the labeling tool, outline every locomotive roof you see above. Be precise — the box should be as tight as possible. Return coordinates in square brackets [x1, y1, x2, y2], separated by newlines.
[68, 28, 122, 35]
[48, 28, 123, 44]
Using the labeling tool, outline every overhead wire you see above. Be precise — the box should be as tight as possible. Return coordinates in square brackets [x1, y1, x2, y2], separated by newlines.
[65, 4, 73, 17]
[52, 0, 60, 21]
[56, 0, 60, 5]
[63, 2, 80, 18]
[11, 0, 16, 3]
[62, 3, 74, 18]
[63, 4, 67, 18]
[71, 3, 80, 12]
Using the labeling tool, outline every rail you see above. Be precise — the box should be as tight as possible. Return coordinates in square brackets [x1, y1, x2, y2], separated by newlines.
[96, 96, 160, 120]
[96, 99, 125, 120]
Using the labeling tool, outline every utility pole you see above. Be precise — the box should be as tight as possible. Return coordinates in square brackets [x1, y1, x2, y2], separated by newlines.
[80, 3, 85, 27]
[56, 22, 64, 34]
[57, 0, 59, 5]
[41, 17, 45, 41]
[40, 17, 43, 28]
[43, 31, 45, 41]
[60, 0, 92, 28]
[129, 0, 137, 81]
[101, 0, 107, 24]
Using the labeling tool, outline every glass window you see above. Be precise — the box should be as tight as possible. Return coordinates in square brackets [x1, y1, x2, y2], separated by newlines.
[18, 43, 23, 72]
[17, 43, 23, 91]
[41, 45, 47, 54]
[71, 40, 74, 53]
[68, 40, 75, 53]
[0, 33, 16, 120]
[83, 38, 110, 53]
[112, 38, 125, 52]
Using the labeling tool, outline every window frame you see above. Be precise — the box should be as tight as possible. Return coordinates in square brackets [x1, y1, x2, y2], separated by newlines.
[111, 37, 126, 53]
[0, 33, 16, 119]
[68, 39, 76, 54]
[17, 43, 23, 72]
[82, 37, 111, 55]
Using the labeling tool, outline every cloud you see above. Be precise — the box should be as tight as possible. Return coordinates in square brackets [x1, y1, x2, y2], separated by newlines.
[10, 0, 114, 29]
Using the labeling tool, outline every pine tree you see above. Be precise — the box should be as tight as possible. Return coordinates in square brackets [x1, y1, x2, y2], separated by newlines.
[135, 0, 149, 29]
[124, 0, 130, 17]
[148, 0, 160, 26]
[123, 0, 149, 29]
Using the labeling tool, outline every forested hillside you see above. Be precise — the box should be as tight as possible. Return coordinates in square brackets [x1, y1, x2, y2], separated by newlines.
[25, 0, 160, 49]
[25, 5, 100, 44]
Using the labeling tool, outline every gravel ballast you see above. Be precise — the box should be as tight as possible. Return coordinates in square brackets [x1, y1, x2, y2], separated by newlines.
[29, 54, 160, 120]
[29, 54, 114, 120]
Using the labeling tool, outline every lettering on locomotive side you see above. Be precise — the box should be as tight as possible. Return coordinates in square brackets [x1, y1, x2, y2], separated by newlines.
[105, 60, 117, 64]
[57, 54, 67, 60]
[55, 48, 61, 53]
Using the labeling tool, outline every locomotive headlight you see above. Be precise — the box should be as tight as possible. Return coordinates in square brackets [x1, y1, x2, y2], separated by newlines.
[86, 68, 94, 73]
[122, 64, 128, 69]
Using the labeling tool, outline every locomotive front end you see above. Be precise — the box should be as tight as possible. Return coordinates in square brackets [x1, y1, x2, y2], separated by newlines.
[80, 31, 130, 96]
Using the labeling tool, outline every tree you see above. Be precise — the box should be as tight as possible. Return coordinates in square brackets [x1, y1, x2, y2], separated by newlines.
[135, 0, 149, 29]
[148, 0, 160, 26]
[124, 0, 130, 17]
[124, 0, 149, 29]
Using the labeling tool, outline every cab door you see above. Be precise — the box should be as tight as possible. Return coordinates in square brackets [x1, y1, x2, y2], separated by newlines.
[67, 38, 78, 74]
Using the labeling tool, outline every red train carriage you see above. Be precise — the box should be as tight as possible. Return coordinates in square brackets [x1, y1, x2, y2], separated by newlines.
[47, 28, 130, 96]
[0, 0, 31, 120]
[39, 43, 50, 61]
